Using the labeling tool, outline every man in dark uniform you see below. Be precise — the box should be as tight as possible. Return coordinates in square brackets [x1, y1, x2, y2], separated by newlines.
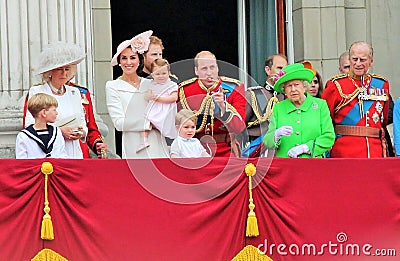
[243, 54, 287, 157]
[178, 51, 246, 157]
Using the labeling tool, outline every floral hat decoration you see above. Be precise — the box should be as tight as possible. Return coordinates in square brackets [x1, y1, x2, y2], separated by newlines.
[273, 63, 314, 93]
[35, 42, 85, 75]
[111, 30, 153, 66]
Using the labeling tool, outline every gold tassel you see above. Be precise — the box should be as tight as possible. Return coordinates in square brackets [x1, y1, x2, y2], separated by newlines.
[245, 163, 259, 237]
[231, 245, 273, 261]
[31, 248, 68, 261]
[41, 162, 54, 240]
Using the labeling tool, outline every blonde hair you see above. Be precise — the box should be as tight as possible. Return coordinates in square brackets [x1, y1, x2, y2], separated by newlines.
[151, 58, 170, 73]
[28, 93, 58, 118]
[42, 64, 77, 82]
[175, 109, 197, 126]
[194, 51, 216, 67]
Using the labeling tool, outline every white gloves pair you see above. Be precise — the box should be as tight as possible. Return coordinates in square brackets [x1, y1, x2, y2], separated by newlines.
[274, 126, 310, 158]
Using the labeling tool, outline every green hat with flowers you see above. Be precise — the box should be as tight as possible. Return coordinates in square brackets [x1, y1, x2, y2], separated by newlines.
[273, 63, 314, 93]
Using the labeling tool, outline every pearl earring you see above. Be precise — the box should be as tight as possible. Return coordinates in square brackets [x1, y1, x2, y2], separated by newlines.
[118, 64, 122, 67]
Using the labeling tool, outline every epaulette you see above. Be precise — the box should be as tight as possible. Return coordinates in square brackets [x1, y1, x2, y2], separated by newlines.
[33, 81, 46, 86]
[247, 85, 263, 91]
[69, 82, 89, 95]
[220, 76, 242, 86]
[370, 73, 387, 81]
[178, 77, 197, 89]
[170, 74, 179, 81]
[330, 74, 347, 82]
[69, 82, 88, 91]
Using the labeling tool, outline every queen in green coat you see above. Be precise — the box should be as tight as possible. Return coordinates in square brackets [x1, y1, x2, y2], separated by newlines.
[263, 63, 335, 158]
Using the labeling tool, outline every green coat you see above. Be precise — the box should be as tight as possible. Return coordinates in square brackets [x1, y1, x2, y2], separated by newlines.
[263, 94, 335, 158]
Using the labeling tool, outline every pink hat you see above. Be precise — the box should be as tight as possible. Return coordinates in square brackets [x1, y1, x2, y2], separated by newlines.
[111, 30, 153, 66]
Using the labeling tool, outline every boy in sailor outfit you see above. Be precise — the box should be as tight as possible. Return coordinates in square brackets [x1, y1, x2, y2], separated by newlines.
[16, 93, 67, 159]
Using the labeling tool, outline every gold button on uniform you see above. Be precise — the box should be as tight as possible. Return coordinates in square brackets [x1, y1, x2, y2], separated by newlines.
[296, 120, 300, 124]
[296, 131, 300, 135]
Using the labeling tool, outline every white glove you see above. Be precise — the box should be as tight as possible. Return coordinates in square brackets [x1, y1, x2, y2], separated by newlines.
[287, 144, 310, 158]
[274, 126, 293, 142]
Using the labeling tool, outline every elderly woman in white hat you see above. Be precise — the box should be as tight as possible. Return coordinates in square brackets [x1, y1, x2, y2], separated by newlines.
[263, 63, 335, 158]
[106, 30, 169, 158]
[24, 42, 88, 158]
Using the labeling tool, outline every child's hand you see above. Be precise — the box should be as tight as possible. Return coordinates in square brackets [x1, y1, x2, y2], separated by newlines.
[144, 90, 155, 101]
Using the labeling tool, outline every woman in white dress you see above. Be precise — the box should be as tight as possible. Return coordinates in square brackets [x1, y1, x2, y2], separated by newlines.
[106, 30, 169, 158]
[24, 42, 87, 158]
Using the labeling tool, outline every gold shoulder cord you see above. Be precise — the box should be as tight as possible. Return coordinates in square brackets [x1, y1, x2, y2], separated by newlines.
[247, 90, 278, 128]
[333, 80, 363, 113]
[370, 73, 387, 81]
[220, 76, 243, 86]
[179, 82, 215, 134]
[179, 78, 243, 134]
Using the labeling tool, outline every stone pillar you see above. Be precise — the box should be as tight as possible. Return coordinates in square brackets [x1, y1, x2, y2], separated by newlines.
[292, 0, 352, 79]
[291, 0, 400, 100]
[0, 0, 112, 157]
[92, 0, 114, 153]
[291, 0, 398, 147]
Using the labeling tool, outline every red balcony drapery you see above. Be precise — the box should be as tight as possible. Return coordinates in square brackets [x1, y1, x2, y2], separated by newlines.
[0, 158, 398, 260]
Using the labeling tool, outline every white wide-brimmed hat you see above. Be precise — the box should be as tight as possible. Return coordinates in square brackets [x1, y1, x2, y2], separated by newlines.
[35, 42, 86, 74]
[111, 30, 153, 66]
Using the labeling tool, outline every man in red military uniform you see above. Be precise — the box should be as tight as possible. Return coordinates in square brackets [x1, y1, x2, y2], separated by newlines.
[178, 51, 246, 157]
[67, 82, 107, 158]
[322, 41, 390, 158]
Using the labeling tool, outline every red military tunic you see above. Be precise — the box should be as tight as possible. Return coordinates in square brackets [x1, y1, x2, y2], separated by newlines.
[68, 83, 105, 158]
[322, 74, 390, 158]
[178, 77, 246, 157]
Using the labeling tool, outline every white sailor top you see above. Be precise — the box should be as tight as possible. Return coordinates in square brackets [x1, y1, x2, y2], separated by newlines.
[15, 125, 68, 159]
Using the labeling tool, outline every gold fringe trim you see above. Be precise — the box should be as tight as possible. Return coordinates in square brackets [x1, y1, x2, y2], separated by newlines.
[231, 245, 273, 261]
[41, 162, 54, 240]
[245, 163, 259, 237]
[220, 76, 243, 86]
[31, 248, 68, 261]
[178, 80, 215, 134]
[333, 79, 363, 113]
[247, 91, 278, 128]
